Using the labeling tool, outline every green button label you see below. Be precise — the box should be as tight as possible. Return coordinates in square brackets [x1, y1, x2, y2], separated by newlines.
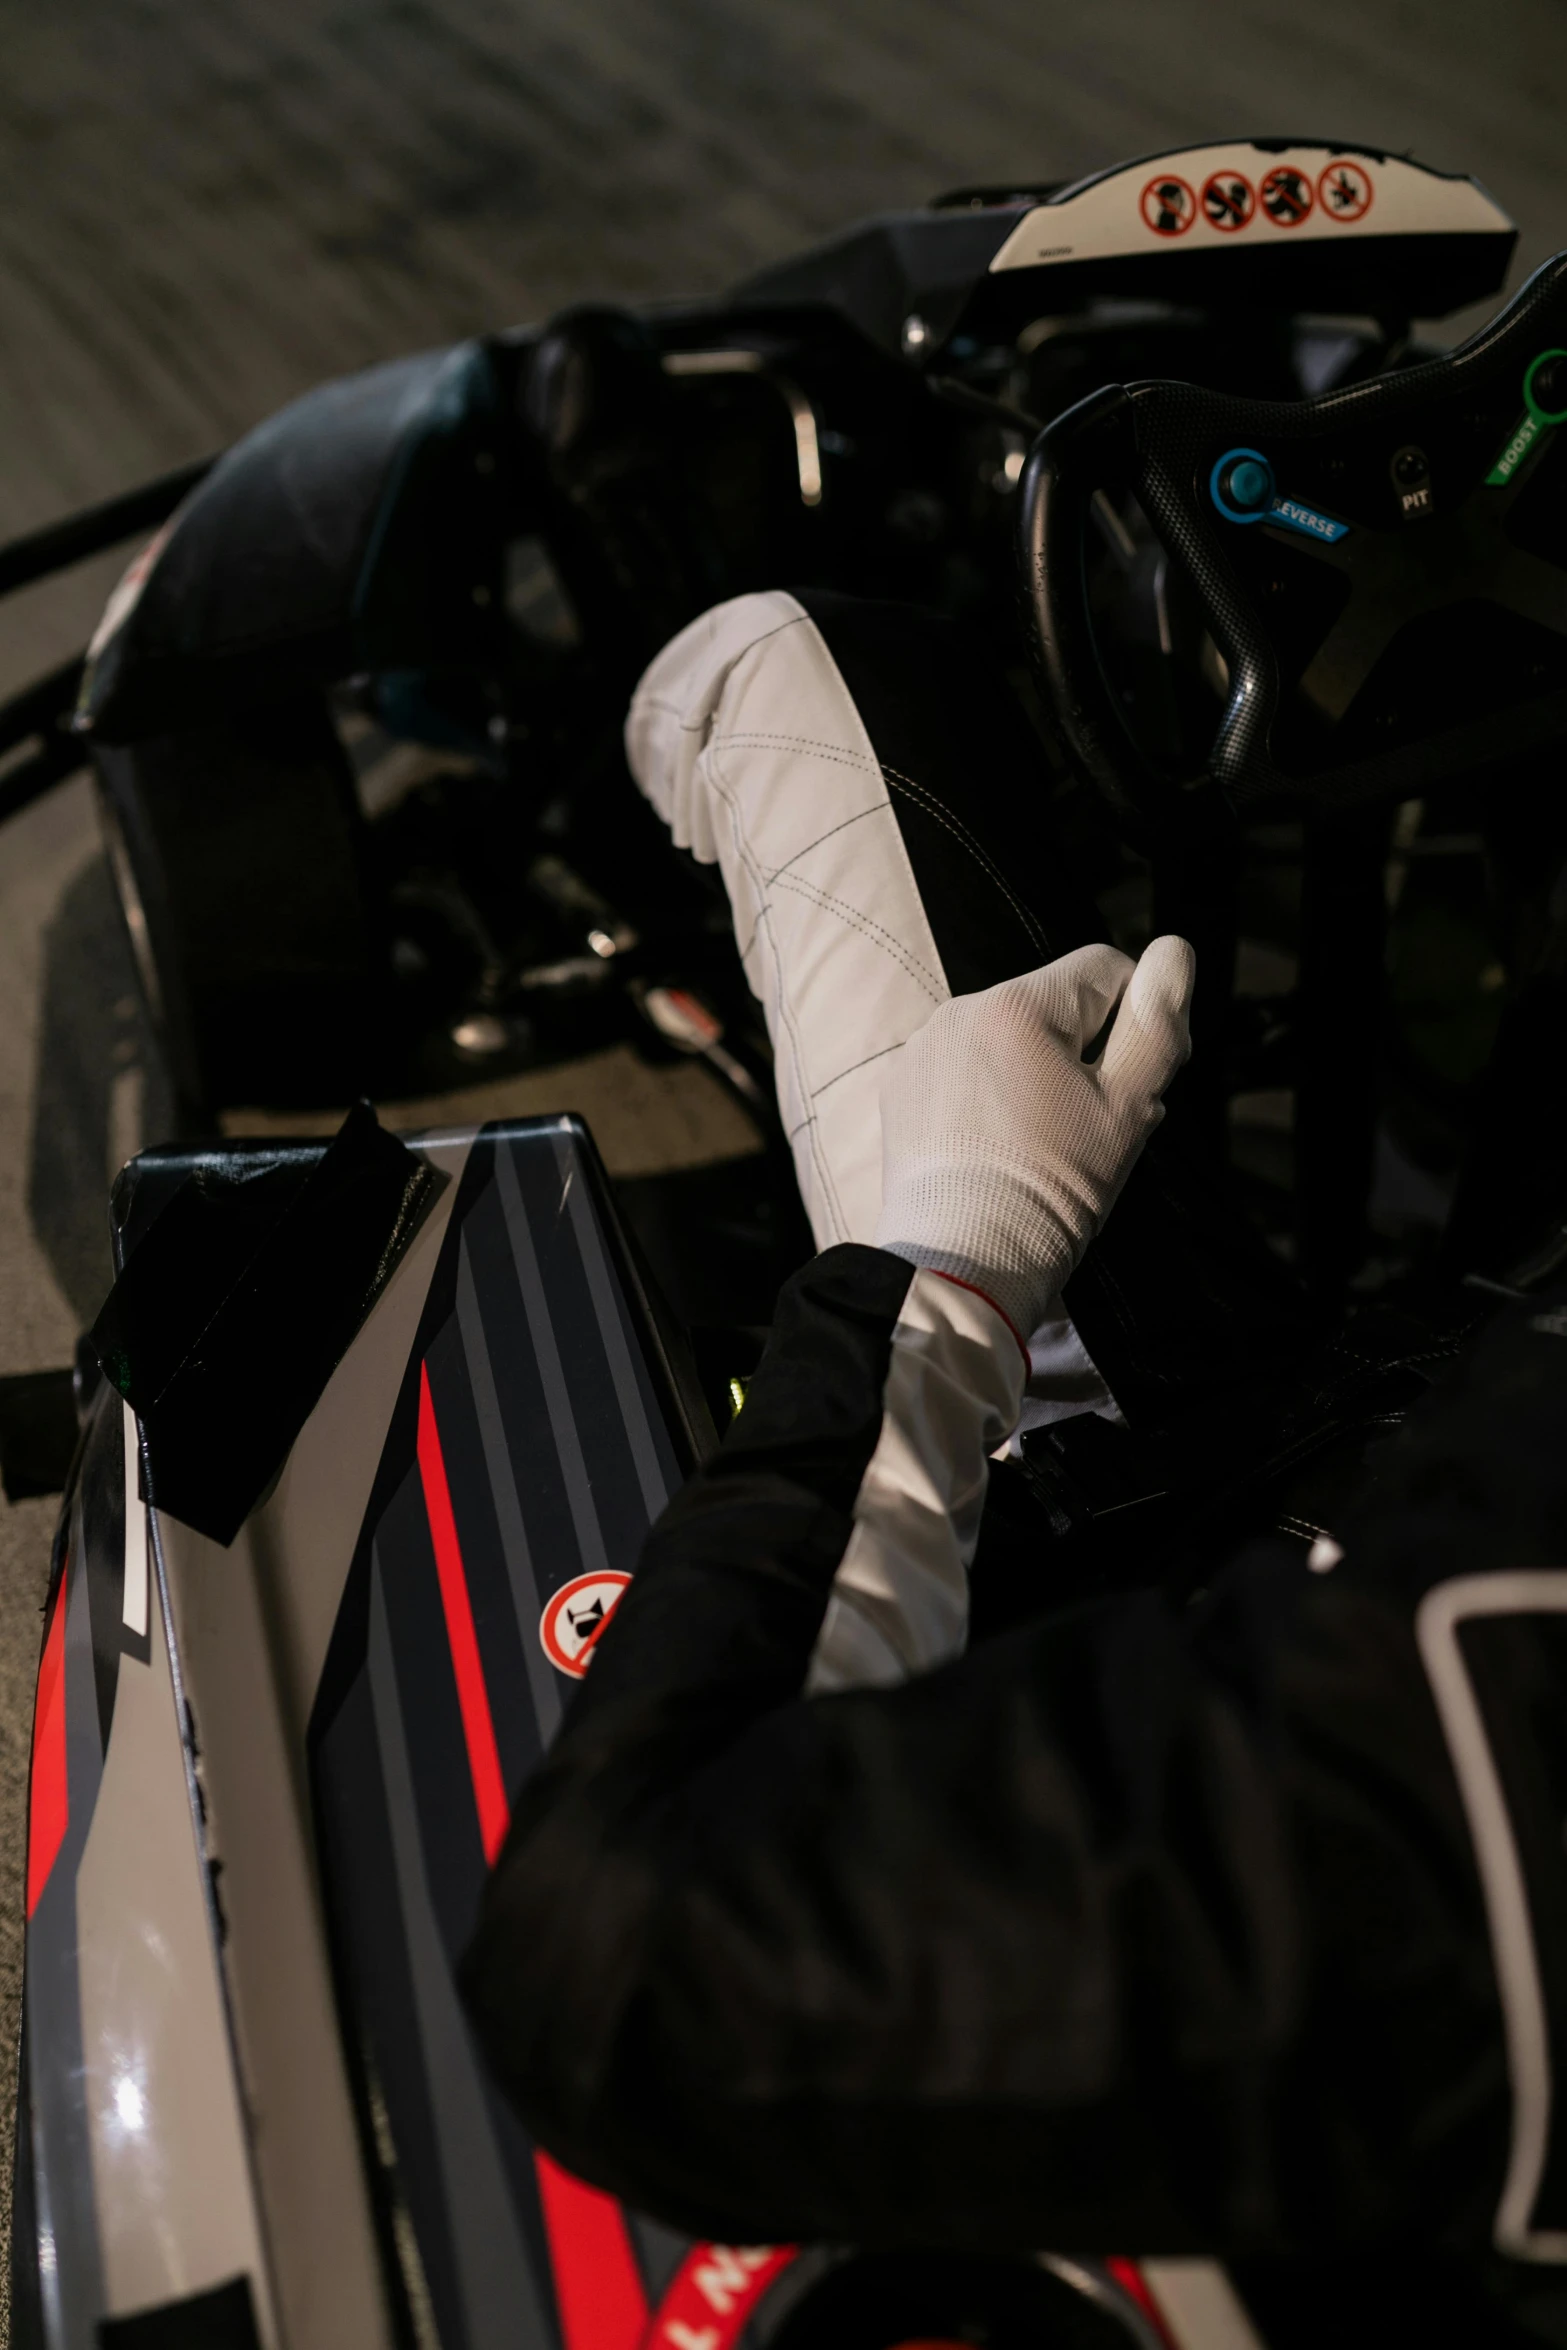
[1488, 410, 1544, 485]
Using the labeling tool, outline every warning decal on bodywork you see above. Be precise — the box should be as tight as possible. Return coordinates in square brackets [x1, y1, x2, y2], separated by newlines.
[541, 1571, 632, 1679]
[988, 140, 1512, 273]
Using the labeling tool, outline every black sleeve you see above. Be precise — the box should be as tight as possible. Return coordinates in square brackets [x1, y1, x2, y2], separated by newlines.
[460, 1245, 1510, 2257]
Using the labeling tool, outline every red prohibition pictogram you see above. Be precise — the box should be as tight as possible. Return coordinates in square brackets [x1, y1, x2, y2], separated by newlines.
[1259, 165, 1315, 228]
[1201, 171, 1255, 232]
[1140, 173, 1196, 237]
[1318, 158, 1374, 223]
[540, 1570, 631, 1678]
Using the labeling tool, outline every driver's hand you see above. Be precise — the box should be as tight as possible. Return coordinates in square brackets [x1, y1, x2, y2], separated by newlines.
[874, 938, 1196, 1344]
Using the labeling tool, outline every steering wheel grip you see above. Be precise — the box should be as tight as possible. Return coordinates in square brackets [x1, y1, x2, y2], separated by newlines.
[1021, 383, 1281, 835]
[1020, 388, 1165, 833]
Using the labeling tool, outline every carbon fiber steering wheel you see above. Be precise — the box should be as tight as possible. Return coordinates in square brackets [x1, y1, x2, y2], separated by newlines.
[1022, 253, 1567, 829]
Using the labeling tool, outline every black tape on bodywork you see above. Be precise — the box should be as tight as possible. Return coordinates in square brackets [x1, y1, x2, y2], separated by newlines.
[98, 2275, 263, 2349]
[90, 1102, 439, 1545]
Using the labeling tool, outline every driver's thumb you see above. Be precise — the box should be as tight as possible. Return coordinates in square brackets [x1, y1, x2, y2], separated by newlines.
[1099, 934, 1196, 1103]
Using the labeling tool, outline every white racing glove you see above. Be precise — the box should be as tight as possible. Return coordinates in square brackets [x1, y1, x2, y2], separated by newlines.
[874, 938, 1196, 1343]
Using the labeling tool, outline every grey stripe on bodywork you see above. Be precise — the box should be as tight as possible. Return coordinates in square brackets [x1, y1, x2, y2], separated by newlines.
[368, 1546, 548, 2348]
[548, 1127, 679, 1523]
[456, 1236, 563, 1747]
[493, 1138, 611, 1579]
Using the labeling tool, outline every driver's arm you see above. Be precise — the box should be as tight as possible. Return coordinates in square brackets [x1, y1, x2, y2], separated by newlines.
[460, 945, 1505, 2256]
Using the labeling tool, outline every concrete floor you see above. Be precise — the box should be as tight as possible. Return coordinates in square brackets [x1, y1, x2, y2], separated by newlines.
[4, 0, 1567, 2329]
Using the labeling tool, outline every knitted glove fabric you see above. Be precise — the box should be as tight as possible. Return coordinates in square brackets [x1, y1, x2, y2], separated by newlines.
[875, 937, 1196, 1342]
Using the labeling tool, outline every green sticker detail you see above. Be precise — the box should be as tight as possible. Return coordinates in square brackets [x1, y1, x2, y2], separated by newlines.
[1489, 410, 1544, 485]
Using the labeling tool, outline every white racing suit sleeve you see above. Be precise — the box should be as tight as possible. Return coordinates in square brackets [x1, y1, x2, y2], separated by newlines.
[626, 589, 945, 1251]
[807, 1269, 1026, 1692]
[627, 593, 1115, 1685]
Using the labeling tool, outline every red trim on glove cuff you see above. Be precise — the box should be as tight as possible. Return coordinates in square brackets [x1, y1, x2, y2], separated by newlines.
[927, 1271, 1033, 1377]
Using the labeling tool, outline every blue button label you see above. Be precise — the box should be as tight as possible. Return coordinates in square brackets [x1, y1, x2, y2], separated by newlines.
[1267, 496, 1349, 544]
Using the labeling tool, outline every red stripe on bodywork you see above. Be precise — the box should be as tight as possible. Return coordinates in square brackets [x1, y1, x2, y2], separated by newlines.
[647, 2241, 797, 2350]
[417, 1373, 643, 2349]
[534, 2150, 649, 2350]
[417, 1363, 510, 1866]
[1105, 2259, 1181, 2347]
[27, 1560, 70, 1917]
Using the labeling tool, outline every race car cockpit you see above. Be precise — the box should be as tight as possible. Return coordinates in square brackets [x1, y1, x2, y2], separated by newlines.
[6, 137, 1567, 2350]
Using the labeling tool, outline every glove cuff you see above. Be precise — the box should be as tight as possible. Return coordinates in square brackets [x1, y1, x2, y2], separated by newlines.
[876, 1154, 1082, 1342]
[925, 1269, 1034, 1372]
[879, 1242, 1056, 1366]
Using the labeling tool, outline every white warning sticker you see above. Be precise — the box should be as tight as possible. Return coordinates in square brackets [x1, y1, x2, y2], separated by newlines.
[539, 1571, 631, 1678]
[988, 142, 1512, 275]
